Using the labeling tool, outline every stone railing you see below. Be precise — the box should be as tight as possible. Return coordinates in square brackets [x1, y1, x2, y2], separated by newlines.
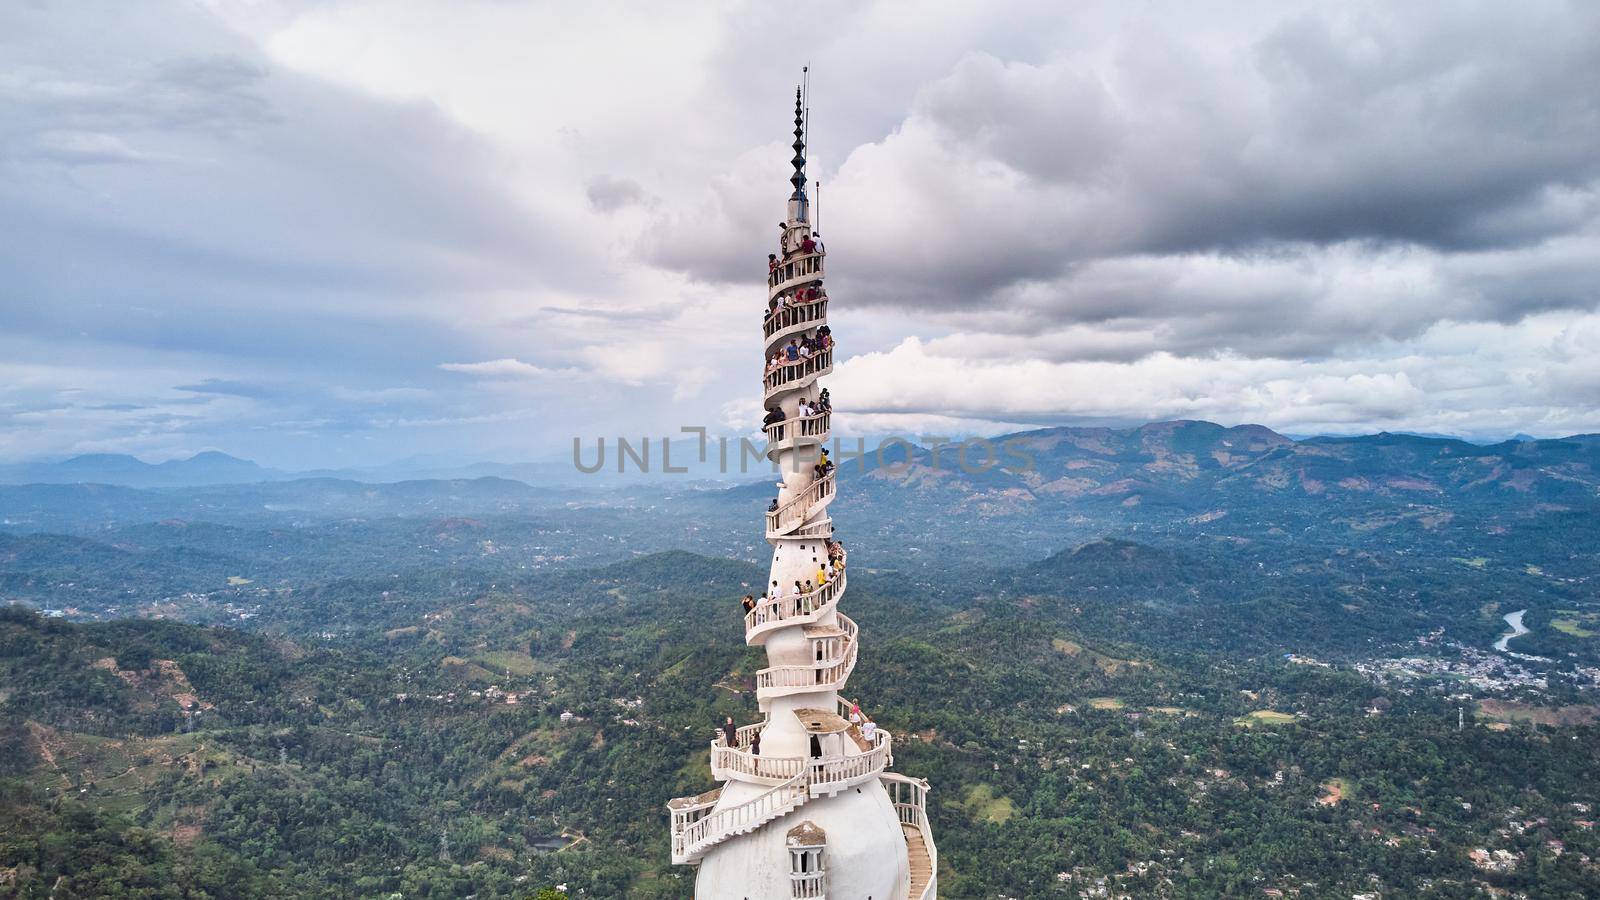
[808, 726, 891, 797]
[764, 295, 828, 341]
[745, 569, 845, 644]
[790, 870, 827, 898]
[764, 411, 830, 445]
[665, 786, 722, 846]
[710, 724, 808, 784]
[706, 712, 890, 801]
[767, 250, 824, 294]
[787, 520, 835, 540]
[755, 613, 858, 697]
[765, 469, 835, 537]
[669, 770, 809, 864]
[723, 720, 766, 749]
[763, 349, 832, 400]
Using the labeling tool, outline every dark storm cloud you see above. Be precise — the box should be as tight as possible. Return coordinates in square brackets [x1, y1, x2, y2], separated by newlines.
[654, 1, 1600, 361]
[899, 4, 1600, 258]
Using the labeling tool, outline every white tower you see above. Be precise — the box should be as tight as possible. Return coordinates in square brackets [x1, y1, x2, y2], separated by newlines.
[666, 87, 938, 899]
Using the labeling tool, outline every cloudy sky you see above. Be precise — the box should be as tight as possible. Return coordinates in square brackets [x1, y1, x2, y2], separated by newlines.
[3, 0, 1598, 467]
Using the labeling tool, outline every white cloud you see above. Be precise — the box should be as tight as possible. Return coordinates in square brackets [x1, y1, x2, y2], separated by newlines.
[833, 308, 1600, 440]
[439, 358, 575, 379]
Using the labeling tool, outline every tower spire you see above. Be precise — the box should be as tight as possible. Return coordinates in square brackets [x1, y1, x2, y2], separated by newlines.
[790, 85, 807, 200]
[665, 81, 937, 899]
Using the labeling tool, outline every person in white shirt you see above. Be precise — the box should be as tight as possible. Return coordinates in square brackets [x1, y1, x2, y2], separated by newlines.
[862, 719, 877, 742]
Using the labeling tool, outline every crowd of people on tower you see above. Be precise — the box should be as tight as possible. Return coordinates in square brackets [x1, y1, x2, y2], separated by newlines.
[715, 231, 872, 772]
[740, 538, 847, 619]
[765, 281, 827, 321]
[764, 327, 832, 379]
[750, 567, 841, 608]
[812, 447, 835, 479]
[765, 229, 826, 325]
[762, 388, 831, 436]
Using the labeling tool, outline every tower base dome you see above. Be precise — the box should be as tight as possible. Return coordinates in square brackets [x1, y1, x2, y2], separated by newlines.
[694, 778, 908, 900]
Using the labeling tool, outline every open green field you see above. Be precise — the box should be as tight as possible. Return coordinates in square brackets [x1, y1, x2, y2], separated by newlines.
[1551, 611, 1598, 638]
[1236, 710, 1298, 727]
[1478, 699, 1600, 726]
[476, 649, 544, 676]
[957, 783, 1015, 825]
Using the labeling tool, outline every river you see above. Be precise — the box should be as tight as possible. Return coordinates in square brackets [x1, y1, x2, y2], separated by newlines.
[1493, 609, 1530, 652]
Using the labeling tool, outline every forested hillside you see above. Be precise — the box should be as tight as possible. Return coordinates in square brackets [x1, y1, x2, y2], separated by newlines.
[2, 422, 1598, 896]
[5, 544, 1600, 897]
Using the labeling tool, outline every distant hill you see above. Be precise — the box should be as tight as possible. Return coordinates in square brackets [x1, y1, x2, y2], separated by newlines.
[8, 421, 1596, 576]
[1029, 537, 1217, 590]
[8, 423, 1596, 500]
[838, 420, 1600, 512]
[0, 451, 281, 488]
[0, 450, 751, 490]
[0, 475, 578, 534]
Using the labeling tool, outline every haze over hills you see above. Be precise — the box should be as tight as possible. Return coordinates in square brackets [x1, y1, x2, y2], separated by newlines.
[0, 451, 284, 488]
[4, 420, 1595, 653]
[5, 420, 1596, 578]
[4, 420, 1593, 492]
[6, 416, 1593, 493]
[0, 449, 743, 490]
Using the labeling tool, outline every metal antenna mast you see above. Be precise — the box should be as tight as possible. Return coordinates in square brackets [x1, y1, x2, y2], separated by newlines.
[802, 65, 810, 175]
[804, 66, 815, 228]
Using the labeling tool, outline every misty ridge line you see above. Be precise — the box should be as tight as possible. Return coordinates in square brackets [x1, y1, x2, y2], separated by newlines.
[7, 419, 1592, 484]
[570, 431, 1038, 476]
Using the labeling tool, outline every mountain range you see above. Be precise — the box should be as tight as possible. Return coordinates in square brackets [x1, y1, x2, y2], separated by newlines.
[4, 421, 1594, 493]
[850, 420, 1600, 511]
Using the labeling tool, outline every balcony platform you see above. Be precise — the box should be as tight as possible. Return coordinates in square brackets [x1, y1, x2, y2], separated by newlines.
[793, 708, 852, 734]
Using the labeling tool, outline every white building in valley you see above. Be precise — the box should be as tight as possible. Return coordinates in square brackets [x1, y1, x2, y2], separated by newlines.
[665, 86, 937, 900]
